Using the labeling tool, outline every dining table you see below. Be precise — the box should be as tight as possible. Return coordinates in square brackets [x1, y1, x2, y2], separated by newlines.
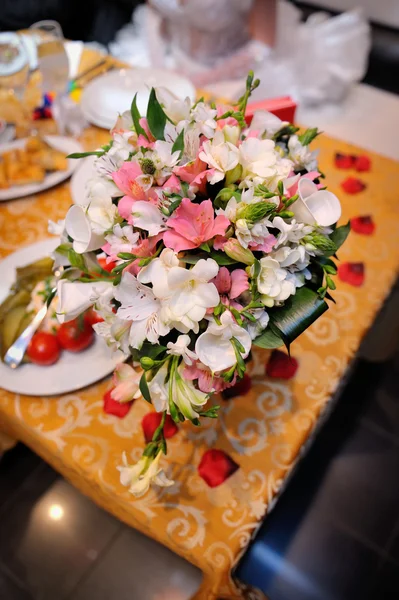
[1, 50, 399, 600]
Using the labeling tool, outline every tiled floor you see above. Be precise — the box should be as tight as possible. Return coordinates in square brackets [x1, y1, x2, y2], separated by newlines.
[237, 349, 399, 599]
[1, 351, 399, 600]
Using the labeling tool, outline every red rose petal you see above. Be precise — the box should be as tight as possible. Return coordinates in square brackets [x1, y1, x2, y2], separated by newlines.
[354, 155, 371, 172]
[334, 153, 355, 169]
[103, 389, 133, 418]
[351, 215, 375, 236]
[222, 373, 252, 400]
[198, 449, 239, 488]
[338, 262, 365, 287]
[341, 177, 367, 194]
[142, 412, 179, 443]
[266, 350, 298, 380]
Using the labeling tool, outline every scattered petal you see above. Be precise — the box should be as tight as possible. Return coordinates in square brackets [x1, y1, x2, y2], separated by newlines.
[334, 153, 355, 169]
[266, 350, 298, 379]
[354, 155, 371, 172]
[198, 449, 239, 488]
[103, 389, 133, 418]
[222, 373, 252, 400]
[142, 412, 179, 443]
[351, 215, 375, 236]
[341, 177, 367, 194]
[338, 262, 365, 287]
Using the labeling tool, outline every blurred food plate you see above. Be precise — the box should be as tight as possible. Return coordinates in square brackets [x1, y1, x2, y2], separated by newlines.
[0, 239, 124, 396]
[0, 135, 83, 201]
[81, 67, 196, 129]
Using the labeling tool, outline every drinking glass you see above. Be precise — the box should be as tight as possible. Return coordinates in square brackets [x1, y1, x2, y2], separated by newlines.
[30, 20, 69, 96]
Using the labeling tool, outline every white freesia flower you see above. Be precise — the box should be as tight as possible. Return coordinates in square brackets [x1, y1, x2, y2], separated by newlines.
[138, 248, 179, 298]
[239, 137, 278, 186]
[248, 110, 288, 139]
[269, 216, 312, 248]
[171, 367, 208, 420]
[105, 224, 140, 256]
[115, 272, 171, 348]
[199, 129, 239, 185]
[56, 280, 112, 323]
[190, 102, 217, 139]
[272, 244, 310, 270]
[222, 124, 240, 145]
[288, 135, 319, 171]
[148, 364, 169, 412]
[291, 179, 342, 227]
[167, 334, 197, 365]
[131, 201, 167, 236]
[235, 219, 271, 249]
[93, 317, 131, 354]
[255, 256, 296, 307]
[65, 205, 104, 253]
[195, 311, 252, 373]
[118, 451, 173, 497]
[245, 308, 270, 340]
[156, 87, 191, 124]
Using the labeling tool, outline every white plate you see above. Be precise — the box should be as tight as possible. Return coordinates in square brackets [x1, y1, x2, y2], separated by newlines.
[81, 67, 196, 129]
[70, 155, 96, 205]
[0, 136, 83, 201]
[0, 239, 124, 396]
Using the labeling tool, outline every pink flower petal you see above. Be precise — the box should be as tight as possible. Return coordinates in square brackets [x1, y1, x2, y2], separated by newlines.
[118, 195, 135, 219]
[213, 266, 232, 294]
[230, 269, 249, 299]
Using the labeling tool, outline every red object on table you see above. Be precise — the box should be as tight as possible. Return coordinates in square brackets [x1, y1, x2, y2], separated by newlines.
[198, 449, 239, 488]
[266, 350, 298, 380]
[103, 389, 133, 418]
[142, 412, 179, 443]
[245, 96, 297, 125]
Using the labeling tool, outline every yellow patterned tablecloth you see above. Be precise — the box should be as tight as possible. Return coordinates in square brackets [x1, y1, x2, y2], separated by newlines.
[1, 125, 399, 599]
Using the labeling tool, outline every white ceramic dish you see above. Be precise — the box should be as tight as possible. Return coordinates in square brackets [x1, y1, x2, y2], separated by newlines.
[81, 67, 196, 129]
[0, 135, 83, 201]
[70, 155, 96, 205]
[0, 239, 124, 396]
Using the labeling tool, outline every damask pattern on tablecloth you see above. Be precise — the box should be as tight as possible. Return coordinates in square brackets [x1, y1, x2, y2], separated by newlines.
[1, 132, 399, 600]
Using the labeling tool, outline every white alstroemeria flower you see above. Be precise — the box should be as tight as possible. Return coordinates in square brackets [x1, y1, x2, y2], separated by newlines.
[118, 451, 173, 497]
[86, 174, 119, 200]
[199, 129, 239, 185]
[148, 365, 169, 412]
[291, 179, 342, 227]
[248, 110, 288, 139]
[93, 317, 131, 354]
[105, 224, 140, 256]
[195, 311, 252, 373]
[156, 87, 191, 124]
[239, 137, 278, 186]
[56, 280, 112, 324]
[171, 367, 208, 420]
[65, 205, 105, 253]
[85, 181, 118, 235]
[245, 308, 270, 340]
[269, 216, 312, 248]
[115, 272, 171, 348]
[167, 334, 197, 366]
[138, 248, 179, 299]
[272, 244, 310, 270]
[109, 131, 133, 160]
[163, 259, 220, 334]
[255, 257, 296, 307]
[288, 135, 319, 171]
[190, 102, 217, 139]
[131, 201, 167, 236]
[182, 125, 201, 162]
[137, 140, 180, 186]
[111, 109, 133, 134]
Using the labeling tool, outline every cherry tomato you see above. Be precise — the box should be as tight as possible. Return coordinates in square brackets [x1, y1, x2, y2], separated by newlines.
[57, 318, 94, 352]
[98, 257, 117, 273]
[27, 332, 61, 366]
[84, 308, 104, 327]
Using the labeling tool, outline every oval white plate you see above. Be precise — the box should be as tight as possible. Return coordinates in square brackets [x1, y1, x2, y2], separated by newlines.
[0, 136, 83, 202]
[0, 239, 124, 396]
[81, 67, 196, 129]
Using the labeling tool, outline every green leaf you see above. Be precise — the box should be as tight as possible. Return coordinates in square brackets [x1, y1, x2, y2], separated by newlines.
[168, 197, 183, 215]
[130, 94, 147, 138]
[268, 286, 328, 348]
[329, 221, 351, 255]
[171, 128, 185, 157]
[139, 372, 151, 403]
[67, 151, 104, 159]
[67, 249, 86, 272]
[209, 251, 239, 266]
[146, 88, 167, 141]
[179, 255, 204, 265]
[254, 327, 284, 349]
[55, 243, 71, 257]
[298, 127, 320, 146]
[200, 242, 211, 252]
[139, 342, 167, 360]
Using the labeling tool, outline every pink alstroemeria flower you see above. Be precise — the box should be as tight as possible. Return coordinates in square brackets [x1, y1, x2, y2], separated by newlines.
[184, 362, 234, 394]
[111, 363, 142, 403]
[164, 198, 230, 252]
[137, 117, 155, 148]
[112, 162, 148, 220]
[249, 235, 277, 253]
[213, 267, 249, 301]
[174, 156, 213, 195]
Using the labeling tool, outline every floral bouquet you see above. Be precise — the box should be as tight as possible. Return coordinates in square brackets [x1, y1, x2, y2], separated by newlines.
[54, 73, 349, 496]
